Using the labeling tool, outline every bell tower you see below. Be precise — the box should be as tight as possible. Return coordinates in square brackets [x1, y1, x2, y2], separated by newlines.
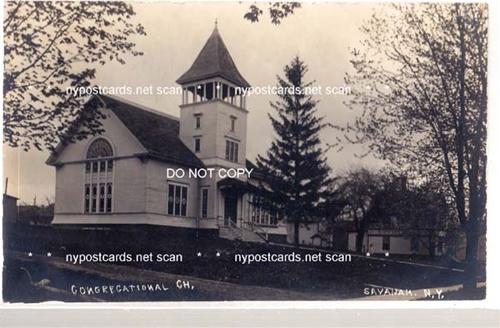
[176, 24, 250, 170]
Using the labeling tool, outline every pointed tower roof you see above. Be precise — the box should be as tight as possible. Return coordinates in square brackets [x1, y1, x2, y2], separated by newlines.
[176, 25, 250, 88]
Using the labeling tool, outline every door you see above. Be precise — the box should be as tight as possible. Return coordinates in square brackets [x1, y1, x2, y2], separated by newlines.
[224, 194, 238, 226]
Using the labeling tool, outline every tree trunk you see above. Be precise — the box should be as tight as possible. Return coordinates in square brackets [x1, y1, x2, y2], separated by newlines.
[429, 232, 435, 259]
[294, 221, 300, 246]
[356, 230, 365, 253]
[463, 227, 479, 292]
[462, 188, 483, 293]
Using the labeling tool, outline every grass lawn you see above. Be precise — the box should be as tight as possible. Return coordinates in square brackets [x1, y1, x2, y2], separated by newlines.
[2, 223, 484, 302]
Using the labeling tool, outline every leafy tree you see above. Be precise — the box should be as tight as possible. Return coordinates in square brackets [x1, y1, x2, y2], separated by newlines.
[4, 1, 146, 151]
[257, 57, 332, 246]
[339, 168, 454, 256]
[338, 168, 383, 252]
[318, 178, 349, 242]
[343, 3, 487, 290]
[367, 177, 454, 258]
[244, 2, 301, 25]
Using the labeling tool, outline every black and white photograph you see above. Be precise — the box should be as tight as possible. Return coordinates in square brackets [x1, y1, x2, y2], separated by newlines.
[1, 0, 490, 308]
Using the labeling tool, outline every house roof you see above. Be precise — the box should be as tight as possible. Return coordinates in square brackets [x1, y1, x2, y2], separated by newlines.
[101, 95, 204, 168]
[245, 159, 265, 179]
[176, 26, 250, 88]
[3, 194, 18, 201]
[47, 95, 204, 169]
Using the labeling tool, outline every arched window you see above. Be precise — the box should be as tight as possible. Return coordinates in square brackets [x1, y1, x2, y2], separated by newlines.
[84, 139, 114, 214]
[87, 138, 113, 159]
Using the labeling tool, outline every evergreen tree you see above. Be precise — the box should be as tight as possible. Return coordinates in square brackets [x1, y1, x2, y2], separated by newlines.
[257, 57, 332, 246]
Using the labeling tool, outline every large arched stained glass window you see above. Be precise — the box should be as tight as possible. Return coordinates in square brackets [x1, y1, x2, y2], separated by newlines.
[84, 138, 113, 214]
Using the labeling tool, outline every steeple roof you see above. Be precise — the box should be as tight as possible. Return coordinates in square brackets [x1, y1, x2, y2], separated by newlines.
[176, 26, 250, 88]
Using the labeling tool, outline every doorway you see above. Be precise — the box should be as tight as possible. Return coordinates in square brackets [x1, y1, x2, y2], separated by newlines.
[224, 194, 238, 226]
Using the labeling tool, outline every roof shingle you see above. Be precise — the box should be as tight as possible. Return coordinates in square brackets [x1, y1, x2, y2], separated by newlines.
[176, 27, 250, 88]
[102, 95, 204, 168]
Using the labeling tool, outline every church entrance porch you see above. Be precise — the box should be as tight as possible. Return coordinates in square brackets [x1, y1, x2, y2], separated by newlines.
[216, 177, 285, 243]
[223, 194, 238, 226]
[218, 177, 252, 227]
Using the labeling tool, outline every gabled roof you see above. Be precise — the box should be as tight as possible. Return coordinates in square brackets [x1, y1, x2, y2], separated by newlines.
[48, 95, 204, 169]
[101, 95, 204, 168]
[176, 26, 250, 88]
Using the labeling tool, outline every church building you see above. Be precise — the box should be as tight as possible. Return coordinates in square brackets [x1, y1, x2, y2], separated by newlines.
[47, 25, 288, 243]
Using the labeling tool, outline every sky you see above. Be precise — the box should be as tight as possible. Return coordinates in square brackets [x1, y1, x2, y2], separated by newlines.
[3, 2, 385, 204]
